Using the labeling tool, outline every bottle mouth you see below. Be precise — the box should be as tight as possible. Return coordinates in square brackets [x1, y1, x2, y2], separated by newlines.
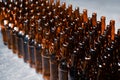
[15, 1, 18, 5]
[25, 1, 28, 5]
[85, 56, 91, 60]
[20, 4, 23, 8]
[10, 0, 13, 2]
[25, 35, 30, 40]
[9, 4, 12, 8]
[19, 30, 25, 36]
[14, 7, 17, 10]
[4, 2, 7, 6]
[35, 1, 38, 4]
[8, 23, 14, 28]
[4, 20, 9, 26]
[14, 27, 19, 31]
[2, 7, 5, 11]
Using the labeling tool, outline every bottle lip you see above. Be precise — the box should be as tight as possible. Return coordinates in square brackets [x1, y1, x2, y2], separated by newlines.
[35, 1, 38, 5]
[25, 35, 30, 40]
[14, 27, 19, 31]
[19, 30, 25, 36]
[3, 20, 8, 26]
[25, 35, 29, 37]
[15, 1, 18, 5]
[37, 13, 41, 16]
[8, 23, 14, 28]
[20, 4, 23, 8]
[25, 1, 28, 5]
[20, 0, 23, 2]
[2, 7, 5, 11]
[9, 4, 12, 8]
[30, 0, 33, 2]
[85, 56, 91, 60]
[98, 64, 102, 68]
[13, 7, 17, 10]
[4, 2, 7, 6]
[10, 0, 13, 2]
[59, 59, 68, 70]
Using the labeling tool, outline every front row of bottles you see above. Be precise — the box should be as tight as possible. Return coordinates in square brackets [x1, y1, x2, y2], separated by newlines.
[0, 0, 120, 80]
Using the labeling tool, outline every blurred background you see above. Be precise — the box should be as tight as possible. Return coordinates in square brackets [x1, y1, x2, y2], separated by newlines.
[0, 0, 120, 80]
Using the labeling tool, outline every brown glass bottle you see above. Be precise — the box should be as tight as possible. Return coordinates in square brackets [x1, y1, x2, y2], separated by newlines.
[117, 29, 120, 58]
[23, 34, 30, 63]
[35, 42, 42, 73]
[1, 15, 9, 45]
[92, 13, 97, 27]
[11, 19, 18, 54]
[50, 54, 59, 80]
[59, 41, 69, 80]
[1, 2, 9, 44]
[6, 17, 14, 49]
[23, 19, 30, 63]
[42, 24, 50, 80]
[17, 23, 24, 58]
[35, 19, 42, 73]
[100, 47, 113, 80]
[42, 44, 50, 80]
[101, 16, 106, 35]
[83, 9, 88, 23]
[10, 1, 19, 53]
[58, 58, 68, 80]
[110, 20, 115, 41]
[9, 3, 17, 51]
[114, 30, 120, 80]
[28, 23, 36, 68]
[68, 49, 79, 80]
[49, 40, 59, 80]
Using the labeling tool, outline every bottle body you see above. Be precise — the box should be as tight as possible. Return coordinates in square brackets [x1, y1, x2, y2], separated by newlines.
[6, 27, 12, 49]
[17, 31, 24, 58]
[23, 35, 29, 63]
[1, 25, 8, 45]
[50, 54, 58, 80]
[11, 29, 18, 53]
[28, 38, 36, 68]
[42, 48, 50, 80]
[58, 59, 68, 80]
[35, 43, 42, 73]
